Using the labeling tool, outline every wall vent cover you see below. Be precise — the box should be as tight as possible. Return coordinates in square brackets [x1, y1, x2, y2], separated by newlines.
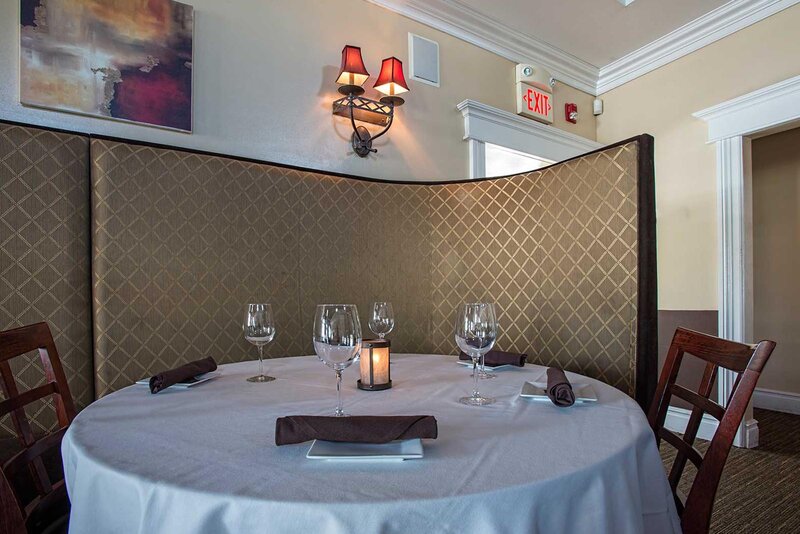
[408, 33, 440, 87]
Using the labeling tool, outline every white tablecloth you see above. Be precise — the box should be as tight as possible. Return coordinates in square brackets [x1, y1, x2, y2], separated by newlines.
[62, 354, 680, 534]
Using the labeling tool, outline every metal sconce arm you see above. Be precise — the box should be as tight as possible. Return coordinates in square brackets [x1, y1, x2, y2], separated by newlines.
[342, 94, 397, 157]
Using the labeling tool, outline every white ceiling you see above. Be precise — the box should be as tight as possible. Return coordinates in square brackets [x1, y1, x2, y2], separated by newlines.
[457, 0, 730, 67]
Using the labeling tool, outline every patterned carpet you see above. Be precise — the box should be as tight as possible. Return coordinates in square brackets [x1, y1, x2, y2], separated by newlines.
[660, 408, 800, 533]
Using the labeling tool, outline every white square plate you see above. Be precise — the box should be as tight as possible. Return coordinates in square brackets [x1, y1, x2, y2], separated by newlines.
[136, 371, 221, 389]
[520, 381, 598, 403]
[456, 360, 515, 371]
[306, 439, 424, 461]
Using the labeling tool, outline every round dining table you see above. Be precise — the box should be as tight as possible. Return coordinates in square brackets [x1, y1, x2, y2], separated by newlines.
[62, 354, 680, 534]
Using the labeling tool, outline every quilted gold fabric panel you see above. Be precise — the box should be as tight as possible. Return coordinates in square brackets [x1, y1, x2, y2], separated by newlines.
[0, 124, 93, 436]
[90, 140, 437, 396]
[293, 174, 434, 356]
[90, 138, 642, 398]
[92, 140, 303, 394]
[429, 144, 640, 395]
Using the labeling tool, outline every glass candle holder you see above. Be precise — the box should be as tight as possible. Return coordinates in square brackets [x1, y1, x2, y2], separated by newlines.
[357, 339, 391, 390]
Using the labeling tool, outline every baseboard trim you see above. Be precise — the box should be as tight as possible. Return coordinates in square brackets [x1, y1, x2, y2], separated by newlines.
[753, 387, 800, 415]
[740, 418, 759, 448]
[665, 406, 719, 441]
[665, 406, 761, 448]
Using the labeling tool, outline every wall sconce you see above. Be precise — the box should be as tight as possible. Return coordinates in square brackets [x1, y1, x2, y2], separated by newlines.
[332, 45, 409, 157]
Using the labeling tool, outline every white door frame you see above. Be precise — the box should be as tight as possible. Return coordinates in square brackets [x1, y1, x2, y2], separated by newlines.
[694, 74, 800, 448]
[457, 99, 602, 178]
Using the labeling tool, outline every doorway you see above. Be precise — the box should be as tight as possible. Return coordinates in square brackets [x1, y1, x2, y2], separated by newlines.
[751, 126, 800, 415]
[694, 74, 800, 447]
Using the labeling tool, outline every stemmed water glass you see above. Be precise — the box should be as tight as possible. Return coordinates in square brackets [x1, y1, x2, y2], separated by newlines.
[313, 304, 362, 417]
[368, 301, 395, 339]
[455, 302, 497, 406]
[243, 303, 276, 383]
[477, 319, 498, 380]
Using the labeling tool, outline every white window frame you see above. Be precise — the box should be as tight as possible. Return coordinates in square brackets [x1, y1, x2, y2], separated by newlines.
[457, 99, 602, 178]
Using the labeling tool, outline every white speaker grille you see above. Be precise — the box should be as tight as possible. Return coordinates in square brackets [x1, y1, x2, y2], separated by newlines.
[408, 33, 440, 87]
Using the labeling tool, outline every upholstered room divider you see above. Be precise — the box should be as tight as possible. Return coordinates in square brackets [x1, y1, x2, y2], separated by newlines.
[1, 124, 93, 441]
[1, 119, 656, 439]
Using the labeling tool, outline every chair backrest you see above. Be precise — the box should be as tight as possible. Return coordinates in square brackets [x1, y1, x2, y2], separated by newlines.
[648, 327, 775, 534]
[0, 322, 76, 534]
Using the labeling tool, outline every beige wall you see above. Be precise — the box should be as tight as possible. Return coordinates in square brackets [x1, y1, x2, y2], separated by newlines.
[596, 4, 800, 310]
[0, 0, 594, 182]
[752, 127, 800, 394]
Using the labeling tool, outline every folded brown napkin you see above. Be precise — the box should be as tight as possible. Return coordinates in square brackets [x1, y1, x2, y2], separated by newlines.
[546, 367, 575, 407]
[149, 357, 217, 394]
[459, 350, 527, 367]
[275, 415, 438, 446]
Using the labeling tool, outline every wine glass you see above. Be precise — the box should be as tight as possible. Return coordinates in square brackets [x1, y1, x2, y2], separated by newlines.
[243, 303, 276, 383]
[368, 301, 395, 339]
[455, 302, 497, 406]
[478, 319, 499, 380]
[313, 304, 362, 417]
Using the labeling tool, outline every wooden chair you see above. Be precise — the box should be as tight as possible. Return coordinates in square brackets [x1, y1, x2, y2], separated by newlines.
[0, 323, 77, 534]
[648, 327, 775, 534]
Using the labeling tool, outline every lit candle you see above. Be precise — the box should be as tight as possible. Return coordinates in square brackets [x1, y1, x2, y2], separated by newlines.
[357, 339, 392, 390]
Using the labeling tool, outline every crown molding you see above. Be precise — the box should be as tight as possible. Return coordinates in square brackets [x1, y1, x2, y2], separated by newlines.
[368, 0, 799, 97]
[364, 0, 598, 95]
[597, 0, 800, 95]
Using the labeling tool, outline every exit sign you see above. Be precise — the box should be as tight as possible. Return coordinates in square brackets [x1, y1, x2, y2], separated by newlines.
[516, 82, 553, 124]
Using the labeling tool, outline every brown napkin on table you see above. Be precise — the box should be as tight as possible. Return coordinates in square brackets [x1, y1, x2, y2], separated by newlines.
[149, 357, 217, 394]
[275, 415, 438, 446]
[459, 350, 527, 367]
[546, 367, 576, 407]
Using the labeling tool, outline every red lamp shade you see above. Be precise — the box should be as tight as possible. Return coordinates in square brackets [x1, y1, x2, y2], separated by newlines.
[335, 45, 370, 86]
[373, 57, 409, 96]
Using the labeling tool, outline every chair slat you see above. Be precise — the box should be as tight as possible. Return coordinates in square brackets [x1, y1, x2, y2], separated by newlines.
[659, 428, 703, 467]
[0, 361, 37, 447]
[0, 360, 52, 498]
[669, 384, 725, 421]
[0, 383, 58, 418]
[0, 323, 52, 362]
[3, 428, 67, 485]
[671, 328, 754, 373]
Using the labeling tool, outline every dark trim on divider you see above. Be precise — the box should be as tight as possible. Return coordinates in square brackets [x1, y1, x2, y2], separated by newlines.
[84, 139, 97, 404]
[1, 117, 647, 186]
[635, 134, 658, 412]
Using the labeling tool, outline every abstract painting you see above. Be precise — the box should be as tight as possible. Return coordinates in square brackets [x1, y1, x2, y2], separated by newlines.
[20, 0, 193, 132]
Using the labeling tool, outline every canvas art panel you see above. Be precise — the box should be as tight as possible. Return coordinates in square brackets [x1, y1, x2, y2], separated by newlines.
[20, 0, 193, 132]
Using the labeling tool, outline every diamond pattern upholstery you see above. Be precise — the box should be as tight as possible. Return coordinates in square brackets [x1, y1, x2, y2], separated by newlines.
[430, 145, 640, 395]
[0, 123, 93, 436]
[294, 173, 434, 356]
[90, 140, 439, 396]
[90, 138, 646, 399]
[1, 119, 652, 420]
[91, 140, 306, 395]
